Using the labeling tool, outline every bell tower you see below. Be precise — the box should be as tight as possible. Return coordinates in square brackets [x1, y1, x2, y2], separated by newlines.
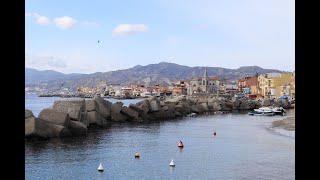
[202, 69, 208, 92]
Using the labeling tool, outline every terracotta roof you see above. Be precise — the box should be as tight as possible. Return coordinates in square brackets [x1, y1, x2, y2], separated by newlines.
[209, 77, 221, 81]
[196, 77, 221, 81]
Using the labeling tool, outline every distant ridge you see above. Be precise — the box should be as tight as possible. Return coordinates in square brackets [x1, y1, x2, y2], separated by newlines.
[25, 62, 285, 92]
[25, 68, 87, 85]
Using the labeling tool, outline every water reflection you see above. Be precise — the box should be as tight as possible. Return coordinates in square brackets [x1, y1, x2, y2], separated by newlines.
[170, 166, 175, 174]
[26, 130, 100, 149]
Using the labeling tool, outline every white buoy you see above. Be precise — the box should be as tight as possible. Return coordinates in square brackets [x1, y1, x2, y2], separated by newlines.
[170, 159, 175, 167]
[98, 162, 104, 171]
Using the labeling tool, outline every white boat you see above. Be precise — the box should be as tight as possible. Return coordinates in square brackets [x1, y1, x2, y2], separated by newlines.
[248, 107, 286, 116]
[248, 107, 274, 116]
[98, 162, 104, 171]
[170, 159, 175, 166]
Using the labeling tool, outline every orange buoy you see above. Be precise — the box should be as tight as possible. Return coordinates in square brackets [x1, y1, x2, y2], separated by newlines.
[178, 141, 184, 147]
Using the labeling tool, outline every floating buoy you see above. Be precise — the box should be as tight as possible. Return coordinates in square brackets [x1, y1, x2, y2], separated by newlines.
[214, 131, 216, 136]
[178, 141, 184, 147]
[98, 162, 103, 171]
[170, 159, 175, 167]
[135, 153, 140, 158]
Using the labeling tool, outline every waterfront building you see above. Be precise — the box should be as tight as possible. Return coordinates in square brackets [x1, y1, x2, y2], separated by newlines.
[290, 71, 295, 99]
[172, 80, 188, 95]
[225, 84, 239, 94]
[238, 75, 259, 98]
[187, 70, 221, 95]
[257, 73, 292, 98]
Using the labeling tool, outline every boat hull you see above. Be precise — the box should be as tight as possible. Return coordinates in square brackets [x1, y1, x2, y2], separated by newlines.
[248, 112, 274, 116]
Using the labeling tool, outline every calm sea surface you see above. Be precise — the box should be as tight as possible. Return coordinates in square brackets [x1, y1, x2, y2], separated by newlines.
[25, 94, 295, 180]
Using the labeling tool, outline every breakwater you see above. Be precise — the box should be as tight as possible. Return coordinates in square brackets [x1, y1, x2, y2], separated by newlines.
[25, 95, 293, 140]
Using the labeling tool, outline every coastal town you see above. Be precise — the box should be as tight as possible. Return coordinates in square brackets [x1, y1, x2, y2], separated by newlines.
[25, 69, 295, 139]
[34, 70, 295, 101]
[25, 0, 295, 179]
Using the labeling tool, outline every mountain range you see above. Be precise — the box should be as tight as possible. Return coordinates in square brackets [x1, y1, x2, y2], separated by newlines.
[25, 62, 285, 92]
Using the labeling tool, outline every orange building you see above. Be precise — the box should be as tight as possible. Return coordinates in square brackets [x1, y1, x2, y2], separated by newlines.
[238, 76, 259, 95]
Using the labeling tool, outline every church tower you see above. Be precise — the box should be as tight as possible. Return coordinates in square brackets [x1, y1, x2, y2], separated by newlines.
[202, 69, 208, 92]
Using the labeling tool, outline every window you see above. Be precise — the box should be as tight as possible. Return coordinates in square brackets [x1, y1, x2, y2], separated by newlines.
[209, 83, 211, 85]
[203, 80, 205, 85]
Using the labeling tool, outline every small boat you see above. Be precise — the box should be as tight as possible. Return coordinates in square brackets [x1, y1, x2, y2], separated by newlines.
[248, 111, 274, 116]
[178, 141, 184, 147]
[187, 113, 198, 117]
[248, 107, 274, 116]
[272, 107, 286, 116]
[248, 106, 286, 116]
[135, 153, 140, 158]
[170, 159, 175, 167]
[98, 162, 104, 171]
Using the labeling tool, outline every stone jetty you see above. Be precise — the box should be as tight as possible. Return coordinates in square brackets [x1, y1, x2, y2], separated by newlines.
[25, 95, 293, 140]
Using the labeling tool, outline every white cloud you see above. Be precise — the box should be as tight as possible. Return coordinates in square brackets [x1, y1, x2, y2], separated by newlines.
[25, 12, 50, 26]
[112, 24, 150, 36]
[26, 13, 99, 30]
[34, 14, 50, 26]
[25, 53, 67, 70]
[25, 51, 128, 74]
[54, 16, 77, 30]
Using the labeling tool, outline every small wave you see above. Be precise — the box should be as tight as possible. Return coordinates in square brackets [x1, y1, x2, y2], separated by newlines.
[271, 128, 295, 138]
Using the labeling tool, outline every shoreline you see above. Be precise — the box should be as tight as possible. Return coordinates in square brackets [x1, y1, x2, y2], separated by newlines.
[271, 109, 295, 131]
[25, 95, 295, 140]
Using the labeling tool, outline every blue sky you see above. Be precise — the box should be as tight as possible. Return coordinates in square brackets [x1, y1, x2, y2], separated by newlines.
[25, 0, 295, 74]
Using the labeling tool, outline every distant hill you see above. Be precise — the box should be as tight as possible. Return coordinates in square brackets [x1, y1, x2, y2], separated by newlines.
[25, 68, 87, 85]
[25, 62, 284, 92]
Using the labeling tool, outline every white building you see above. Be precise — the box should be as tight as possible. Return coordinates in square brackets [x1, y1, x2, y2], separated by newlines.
[266, 73, 281, 78]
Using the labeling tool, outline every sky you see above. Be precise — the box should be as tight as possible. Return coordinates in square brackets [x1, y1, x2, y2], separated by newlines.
[25, 0, 295, 74]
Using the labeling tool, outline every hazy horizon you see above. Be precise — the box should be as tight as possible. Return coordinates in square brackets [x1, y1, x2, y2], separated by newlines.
[26, 0, 294, 74]
[26, 61, 293, 75]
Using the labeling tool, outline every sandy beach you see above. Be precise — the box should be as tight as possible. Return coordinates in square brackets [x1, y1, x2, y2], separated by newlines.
[272, 109, 295, 131]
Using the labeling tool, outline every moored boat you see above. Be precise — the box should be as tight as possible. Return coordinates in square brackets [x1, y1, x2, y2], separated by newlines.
[272, 107, 286, 116]
[248, 106, 286, 116]
[248, 107, 274, 116]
